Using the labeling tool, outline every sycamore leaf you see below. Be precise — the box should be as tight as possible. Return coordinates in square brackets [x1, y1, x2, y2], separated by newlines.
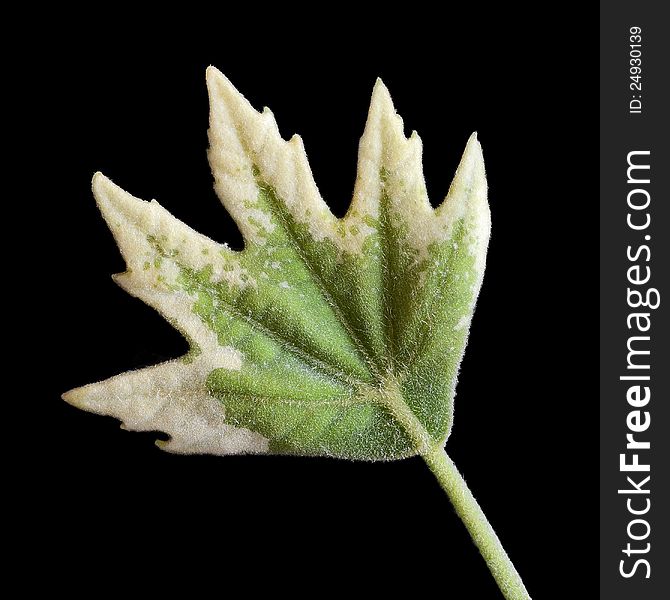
[64, 67, 489, 461]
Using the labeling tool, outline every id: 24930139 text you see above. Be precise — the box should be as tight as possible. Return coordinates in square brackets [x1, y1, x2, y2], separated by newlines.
[628, 26, 643, 114]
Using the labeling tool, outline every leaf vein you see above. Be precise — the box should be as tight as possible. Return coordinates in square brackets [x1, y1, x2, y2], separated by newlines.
[256, 177, 382, 379]
[179, 265, 365, 389]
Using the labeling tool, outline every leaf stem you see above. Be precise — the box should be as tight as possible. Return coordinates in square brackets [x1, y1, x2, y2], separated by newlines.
[422, 447, 531, 600]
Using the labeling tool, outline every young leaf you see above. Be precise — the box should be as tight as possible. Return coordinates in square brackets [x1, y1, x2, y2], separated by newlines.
[64, 68, 530, 600]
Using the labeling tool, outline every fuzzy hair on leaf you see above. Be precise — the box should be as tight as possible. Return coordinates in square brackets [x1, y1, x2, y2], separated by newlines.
[64, 67, 489, 461]
[63, 69, 537, 600]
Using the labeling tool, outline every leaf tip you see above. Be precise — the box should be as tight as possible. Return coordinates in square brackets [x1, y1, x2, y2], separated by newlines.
[370, 77, 395, 114]
[462, 131, 486, 181]
[206, 65, 239, 110]
[91, 170, 110, 194]
[373, 76, 388, 92]
[288, 133, 306, 152]
[62, 387, 86, 409]
[435, 133, 489, 266]
[92, 172, 121, 217]
[91, 170, 120, 199]
[362, 76, 409, 149]
[91, 172, 137, 218]
[205, 64, 225, 87]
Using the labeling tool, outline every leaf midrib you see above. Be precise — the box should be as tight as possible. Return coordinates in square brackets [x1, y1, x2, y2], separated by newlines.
[215, 378, 440, 455]
[400, 220, 468, 373]
[254, 176, 383, 381]
[212, 123, 438, 452]
[246, 178, 440, 454]
[377, 183, 398, 372]
[181, 264, 367, 390]
[223, 121, 383, 385]
[144, 227, 368, 390]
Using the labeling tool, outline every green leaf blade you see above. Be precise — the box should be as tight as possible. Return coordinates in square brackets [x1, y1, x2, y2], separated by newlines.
[64, 68, 490, 461]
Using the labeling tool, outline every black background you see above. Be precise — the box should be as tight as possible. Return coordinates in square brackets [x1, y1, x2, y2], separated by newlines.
[38, 9, 597, 598]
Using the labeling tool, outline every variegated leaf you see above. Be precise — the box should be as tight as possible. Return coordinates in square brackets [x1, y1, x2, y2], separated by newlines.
[64, 67, 489, 461]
